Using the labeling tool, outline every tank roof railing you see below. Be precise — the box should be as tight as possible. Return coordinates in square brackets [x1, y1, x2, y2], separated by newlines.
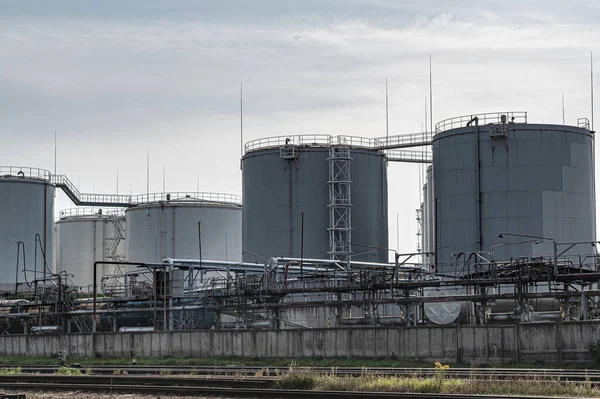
[435, 111, 528, 134]
[129, 192, 242, 206]
[0, 166, 51, 182]
[244, 134, 388, 154]
[58, 207, 125, 220]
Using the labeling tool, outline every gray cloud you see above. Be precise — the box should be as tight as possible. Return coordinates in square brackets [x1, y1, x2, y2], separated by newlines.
[0, 1, 598, 254]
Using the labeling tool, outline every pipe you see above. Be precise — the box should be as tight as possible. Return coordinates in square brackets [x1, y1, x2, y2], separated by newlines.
[93, 261, 146, 333]
[118, 326, 154, 332]
[471, 116, 482, 253]
[340, 317, 372, 325]
[375, 316, 405, 326]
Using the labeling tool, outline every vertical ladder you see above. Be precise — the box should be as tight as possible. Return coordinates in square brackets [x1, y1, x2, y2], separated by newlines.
[327, 141, 353, 266]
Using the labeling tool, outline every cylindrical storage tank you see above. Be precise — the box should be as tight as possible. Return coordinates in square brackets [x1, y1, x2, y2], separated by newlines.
[242, 135, 388, 263]
[125, 193, 242, 263]
[0, 167, 54, 288]
[55, 208, 125, 289]
[433, 115, 596, 273]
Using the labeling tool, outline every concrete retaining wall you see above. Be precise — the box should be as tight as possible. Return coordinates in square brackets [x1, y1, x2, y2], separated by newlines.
[1, 321, 599, 363]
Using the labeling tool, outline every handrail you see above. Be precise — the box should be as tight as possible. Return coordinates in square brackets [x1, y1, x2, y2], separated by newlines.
[58, 207, 125, 219]
[374, 132, 433, 149]
[51, 174, 242, 208]
[578, 118, 591, 130]
[244, 134, 386, 154]
[385, 149, 432, 163]
[435, 111, 528, 133]
[0, 166, 51, 182]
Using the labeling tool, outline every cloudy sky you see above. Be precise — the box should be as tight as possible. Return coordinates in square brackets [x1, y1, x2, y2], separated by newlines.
[1, 0, 598, 255]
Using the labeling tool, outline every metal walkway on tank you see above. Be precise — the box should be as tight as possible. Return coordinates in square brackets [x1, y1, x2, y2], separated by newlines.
[244, 133, 433, 163]
[51, 175, 242, 208]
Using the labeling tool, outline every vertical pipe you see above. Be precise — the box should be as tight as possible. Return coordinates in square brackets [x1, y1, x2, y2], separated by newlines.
[300, 211, 304, 278]
[197, 221, 202, 277]
[434, 198, 438, 272]
[43, 185, 47, 280]
[475, 118, 482, 253]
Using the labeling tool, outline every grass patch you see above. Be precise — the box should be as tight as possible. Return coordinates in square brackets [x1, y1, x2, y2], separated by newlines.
[275, 372, 599, 397]
[55, 366, 81, 376]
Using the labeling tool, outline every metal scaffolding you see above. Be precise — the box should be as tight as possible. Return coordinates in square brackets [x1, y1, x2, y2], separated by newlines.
[327, 143, 353, 264]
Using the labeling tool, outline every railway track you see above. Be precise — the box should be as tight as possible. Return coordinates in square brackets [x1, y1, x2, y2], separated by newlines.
[0, 379, 584, 399]
[4, 364, 600, 383]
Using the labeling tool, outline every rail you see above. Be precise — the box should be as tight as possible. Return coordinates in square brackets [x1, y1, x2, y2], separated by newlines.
[244, 134, 386, 154]
[58, 207, 125, 219]
[578, 117, 591, 130]
[52, 174, 241, 207]
[375, 132, 433, 149]
[0, 166, 51, 182]
[435, 111, 528, 133]
[385, 149, 432, 163]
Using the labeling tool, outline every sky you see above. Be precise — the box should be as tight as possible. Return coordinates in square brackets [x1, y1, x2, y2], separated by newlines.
[1, 0, 599, 256]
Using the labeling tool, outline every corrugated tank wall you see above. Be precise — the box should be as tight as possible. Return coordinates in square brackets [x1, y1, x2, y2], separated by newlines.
[0, 168, 54, 287]
[125, 202, 242, 264]
[242, 146, 388, 263]
[433, 123, 596, 273]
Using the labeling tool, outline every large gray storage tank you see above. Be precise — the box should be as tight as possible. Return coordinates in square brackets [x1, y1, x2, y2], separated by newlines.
[0, 167, 54, 288]
[432, 113, 596, 273]
[242, 135, 388, 263]
[125, 193, 242, 263]
[56, 208, 125, 289]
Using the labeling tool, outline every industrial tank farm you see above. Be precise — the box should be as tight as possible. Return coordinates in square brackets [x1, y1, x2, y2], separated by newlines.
[0, 167, 54, 289]
[0, 109, 599, 368]
[125, 192, 242, 263]
[242, 135, 388, 263]
[431, 113, 596, 272]
[55, 208, 125, 289]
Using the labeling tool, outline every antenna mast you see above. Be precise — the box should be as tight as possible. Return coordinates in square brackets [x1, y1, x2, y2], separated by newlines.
[385, 78, 389, 138]
[146, 150, 150, 197]
[54, 130, 57, 177]
[240, 82, 243, 169]
[562, 93, 565, 125]
[592, 52, 595, 130]
[429, 54, 433, 133]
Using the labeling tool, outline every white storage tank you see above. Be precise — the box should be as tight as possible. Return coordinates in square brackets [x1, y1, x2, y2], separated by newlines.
[55, 208, 126, 290]
[0, 167, 54, 288]
[125, 193, 242, 263]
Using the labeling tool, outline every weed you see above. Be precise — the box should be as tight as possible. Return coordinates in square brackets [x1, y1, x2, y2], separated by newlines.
[0, 366, 21, 376]
[56, 366, 81, 376]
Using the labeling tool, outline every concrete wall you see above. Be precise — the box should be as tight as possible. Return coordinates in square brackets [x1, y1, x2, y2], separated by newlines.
[1, 322, 598, 364]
